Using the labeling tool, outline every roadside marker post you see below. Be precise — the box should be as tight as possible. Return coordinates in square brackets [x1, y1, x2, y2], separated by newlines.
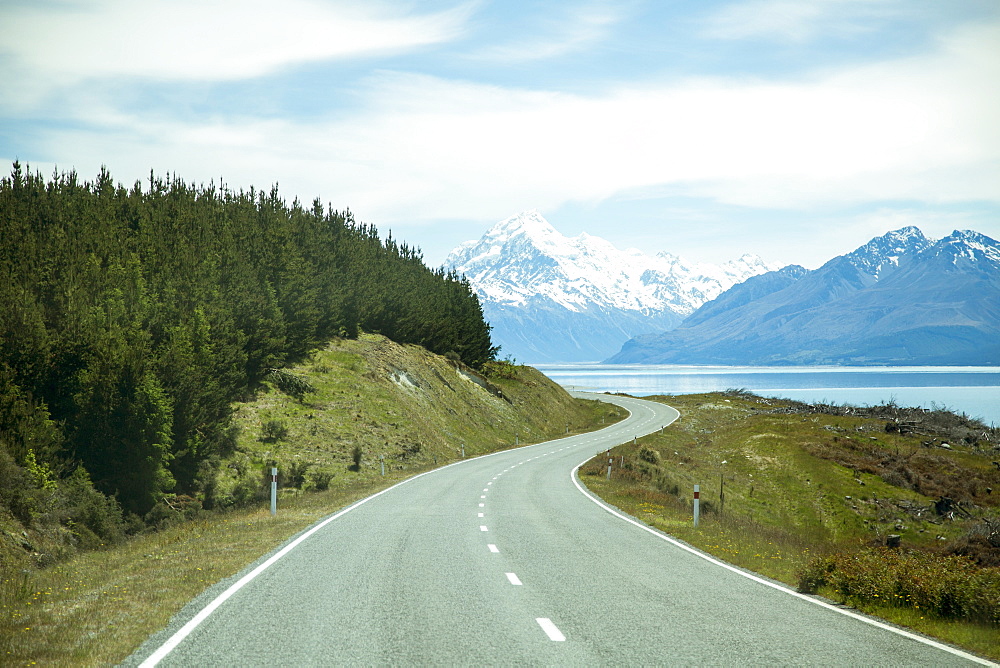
[693, 484, 700, 527]
[270, 468, 277, 516]
[461, 444, 465, 458]
[380, 454, 385, 476]
[607, 457, 613, 480]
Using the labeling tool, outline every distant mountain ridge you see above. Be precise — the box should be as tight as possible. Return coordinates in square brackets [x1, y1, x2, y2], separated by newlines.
[446, 211, 779, 362]
[608, 227, 1000, 365]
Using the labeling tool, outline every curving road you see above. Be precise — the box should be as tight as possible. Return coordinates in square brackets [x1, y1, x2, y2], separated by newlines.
[128, 392, 991, 666]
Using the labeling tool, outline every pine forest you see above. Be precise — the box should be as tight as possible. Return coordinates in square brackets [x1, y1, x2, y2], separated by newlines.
[0, 162, 496, 547]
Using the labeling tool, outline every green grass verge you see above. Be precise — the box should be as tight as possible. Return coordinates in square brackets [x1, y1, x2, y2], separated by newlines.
[580, 392, 1000, 661]
[1, 335, 620, 665]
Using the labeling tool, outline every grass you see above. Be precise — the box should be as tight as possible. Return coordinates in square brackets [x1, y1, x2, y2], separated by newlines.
[1, 334, 621, 665]
[579, 391, 1000, 661]
[1, 481, 399, 665]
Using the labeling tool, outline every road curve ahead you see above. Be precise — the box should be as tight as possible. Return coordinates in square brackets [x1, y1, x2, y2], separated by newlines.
[129, 392, 991, 666]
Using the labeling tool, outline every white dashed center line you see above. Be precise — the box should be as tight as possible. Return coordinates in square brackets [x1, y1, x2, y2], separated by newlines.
[479, 503, 484, 507]
[478, 513, 484, 517]
[480, 526, 488, 532]
[505, 573, 522, 586]
[488, 544, 499, 553]
[536, 618, 565, 641]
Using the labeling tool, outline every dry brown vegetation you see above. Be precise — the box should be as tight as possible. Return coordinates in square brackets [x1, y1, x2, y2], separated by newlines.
[580, 390, 1000, 660]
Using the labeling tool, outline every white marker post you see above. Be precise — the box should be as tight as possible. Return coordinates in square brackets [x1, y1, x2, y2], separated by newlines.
[270, 467, 277, 516]
[607, 457, 613, 480]
[380, 454, 385, 476]
[461, 444, 465, 458]
[693, 484, 700, 527]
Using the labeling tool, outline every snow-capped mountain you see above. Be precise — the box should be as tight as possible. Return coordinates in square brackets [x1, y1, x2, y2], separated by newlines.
[445, 211, 779, 362]
[609, 228, 1000, 365]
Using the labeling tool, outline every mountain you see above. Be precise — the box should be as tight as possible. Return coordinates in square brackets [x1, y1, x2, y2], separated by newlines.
[608, 228, 1000, 365]
[445, 211, 779, 362]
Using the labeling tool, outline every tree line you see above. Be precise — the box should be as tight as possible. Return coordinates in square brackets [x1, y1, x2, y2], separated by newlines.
[0, 162, 496, 544]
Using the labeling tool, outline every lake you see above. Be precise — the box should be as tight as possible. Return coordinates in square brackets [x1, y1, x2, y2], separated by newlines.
[532, 364, 1000, 427]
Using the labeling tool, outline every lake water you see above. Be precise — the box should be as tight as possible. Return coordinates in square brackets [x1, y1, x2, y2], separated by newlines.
[533, 364, 1000, 427]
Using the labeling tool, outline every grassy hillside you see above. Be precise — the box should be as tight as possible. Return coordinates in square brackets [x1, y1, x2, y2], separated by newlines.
[580, 391, 1000, 660]
[0, 334, 616, 665]
[221, 333, 603, 501]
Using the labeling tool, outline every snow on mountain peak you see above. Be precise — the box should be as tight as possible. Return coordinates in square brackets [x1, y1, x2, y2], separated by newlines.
[490, 209, 557, 240]
[844, 226, 932, 279]
[446, 211, 780, 316]
[934, 229, 1000, 266]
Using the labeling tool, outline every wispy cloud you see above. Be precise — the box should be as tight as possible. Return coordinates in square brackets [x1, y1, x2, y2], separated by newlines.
[37, 16, 992, 228]
[474, 1, 628, 62]
[2, 0, 996, 266]
[701, 0, 900, 43]
[0, 0, 472, 106]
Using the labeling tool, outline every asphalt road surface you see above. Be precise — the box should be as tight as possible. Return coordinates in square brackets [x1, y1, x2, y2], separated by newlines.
[128, 392, 991, 666]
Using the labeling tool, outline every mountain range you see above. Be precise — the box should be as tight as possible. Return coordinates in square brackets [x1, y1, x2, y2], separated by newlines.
[608, 227, 1000, 365]
[445, 211, 778, 362]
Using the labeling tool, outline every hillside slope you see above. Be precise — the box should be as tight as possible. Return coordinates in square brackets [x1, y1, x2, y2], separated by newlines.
[218, 333, 612, 502]
[1, 334, 618, 664]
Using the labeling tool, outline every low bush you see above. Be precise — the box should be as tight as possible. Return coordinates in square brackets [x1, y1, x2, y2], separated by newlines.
[798, 547, 1000, 625]
[309, 469, 333, 491]
[285, 461, 313, 489]
[261, 419, 289, 443]
[639, 446, 661, 465]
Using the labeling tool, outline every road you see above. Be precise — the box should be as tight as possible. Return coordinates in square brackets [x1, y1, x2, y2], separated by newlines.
[129, 392, 990, 666]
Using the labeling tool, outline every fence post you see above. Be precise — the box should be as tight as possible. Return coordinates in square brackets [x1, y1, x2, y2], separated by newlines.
[270, 467, 277, 516]
[693, 484, 700, 527]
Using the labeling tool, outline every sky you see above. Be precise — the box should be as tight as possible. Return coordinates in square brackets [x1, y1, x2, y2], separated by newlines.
[2, 0, 998, 269]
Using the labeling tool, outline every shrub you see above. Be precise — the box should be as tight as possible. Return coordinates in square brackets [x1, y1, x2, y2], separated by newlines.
[285, 460, 313, 489]
[309, 469, 334, 491]
[261, 419, 289, 443]
[60, 466, 126, 547]
[639, 446, 661, 465]
[265, 369, 317, 400]
[482, 359, 518, 380]
[797, 547, 1000, 624]
[350, 444, 363, 472]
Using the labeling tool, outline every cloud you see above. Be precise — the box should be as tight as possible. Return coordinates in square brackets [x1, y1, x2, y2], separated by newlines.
[473, 1, 627, 62]
[0, 0, 472, 106]
[7, 15, 998, 248]
[701, 0, 900, 43]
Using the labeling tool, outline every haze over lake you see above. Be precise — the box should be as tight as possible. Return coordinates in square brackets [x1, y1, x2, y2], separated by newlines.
[535, 365, 1000, 427]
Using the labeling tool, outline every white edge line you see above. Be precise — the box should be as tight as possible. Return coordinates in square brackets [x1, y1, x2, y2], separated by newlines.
[569, 453, 996, 667]
[140, 402, 622, 666]
[139, 436, 552, 667]
[139, 468, 428, 666]
[536, 617, 566, 641]
[506, 572, 522, 585]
